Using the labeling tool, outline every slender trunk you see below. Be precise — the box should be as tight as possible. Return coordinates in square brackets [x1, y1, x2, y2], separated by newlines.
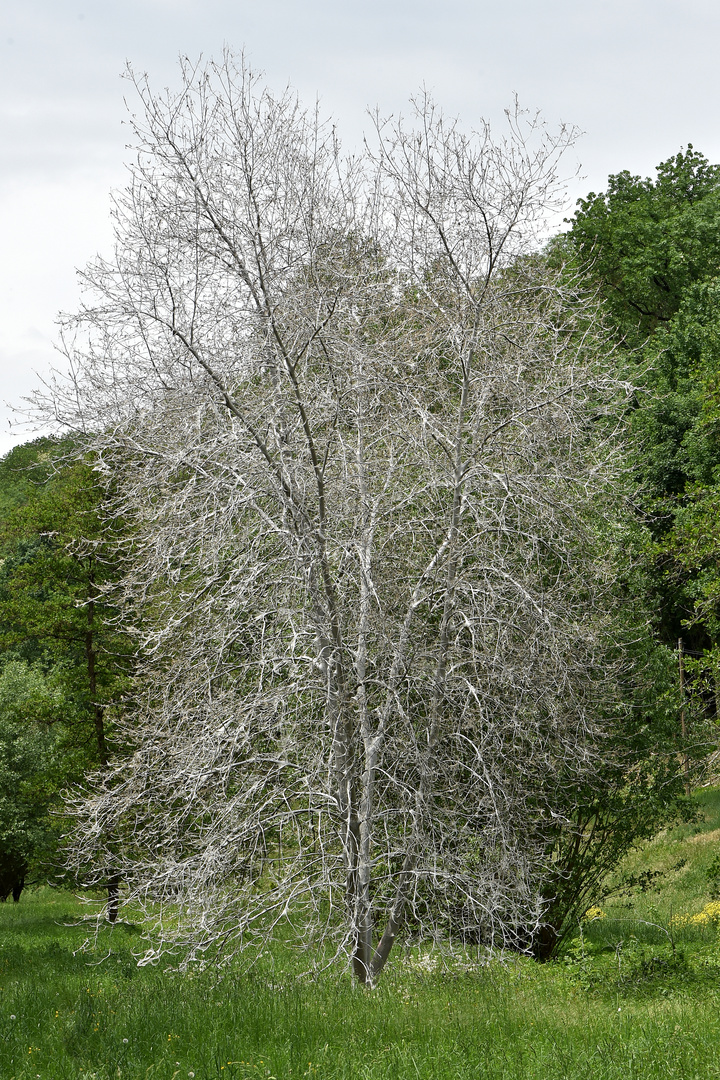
[85, 568, 118, 920]
[678, 638, 690, 797]
[363, 361, 475, 985]
[86, 595, 108, 768]
[352, 385, 382, 985]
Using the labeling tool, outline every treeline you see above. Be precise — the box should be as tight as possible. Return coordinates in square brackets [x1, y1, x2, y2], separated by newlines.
[566, 145, 720, 665]
[1, 89, 718, 970]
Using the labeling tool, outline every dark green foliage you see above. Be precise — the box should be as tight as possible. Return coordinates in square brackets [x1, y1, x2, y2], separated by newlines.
[0, 439, 131, 886]
[0, 851, 27, 902]
[568, 146, 720, 347]
[532, 154, 720, 953]
[0, 660, 63, 891]
[657, 281, 720, 653]
[568, 146, 720, 656]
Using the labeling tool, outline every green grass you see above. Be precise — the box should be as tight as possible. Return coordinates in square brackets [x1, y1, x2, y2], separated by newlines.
[590, 785, 720, 942]
[4, 792, 720, 1079]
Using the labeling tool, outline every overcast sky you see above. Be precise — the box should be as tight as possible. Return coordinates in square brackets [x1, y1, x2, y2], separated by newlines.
[1, 0, 719, 454]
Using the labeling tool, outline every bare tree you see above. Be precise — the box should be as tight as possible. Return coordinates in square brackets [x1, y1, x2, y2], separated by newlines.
[40, 54, 630, 983]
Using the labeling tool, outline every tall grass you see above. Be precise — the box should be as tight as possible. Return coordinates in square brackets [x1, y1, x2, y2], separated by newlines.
[3, 789, 720, 1079]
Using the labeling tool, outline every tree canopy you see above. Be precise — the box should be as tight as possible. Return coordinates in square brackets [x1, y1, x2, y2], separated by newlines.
[569, 146, 720, 347]
[568, 147, 720, 664]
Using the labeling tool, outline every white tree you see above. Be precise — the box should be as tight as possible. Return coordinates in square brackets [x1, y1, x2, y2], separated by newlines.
[42, 54, 629, 983]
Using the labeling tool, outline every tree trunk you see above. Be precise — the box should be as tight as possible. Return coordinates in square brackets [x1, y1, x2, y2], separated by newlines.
[85, 571, 120, 920]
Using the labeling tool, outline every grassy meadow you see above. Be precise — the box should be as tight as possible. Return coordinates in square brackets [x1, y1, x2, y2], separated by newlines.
[3, 791, 720, 1079]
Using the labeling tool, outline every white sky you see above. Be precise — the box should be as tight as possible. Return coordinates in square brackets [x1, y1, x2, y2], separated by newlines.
[2, 0, 719, 454]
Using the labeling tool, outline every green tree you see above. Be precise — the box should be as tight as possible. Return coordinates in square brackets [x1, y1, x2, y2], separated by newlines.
[569, 146, 720, 347]
[0, 660, 62, 896]
[660, 279, 720, 695]
[520, 154, 720, 953]
[0, 438, 131, 912]
[568, 148, 720, 657]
